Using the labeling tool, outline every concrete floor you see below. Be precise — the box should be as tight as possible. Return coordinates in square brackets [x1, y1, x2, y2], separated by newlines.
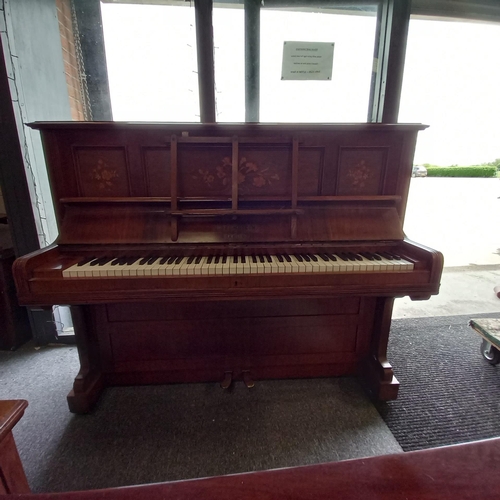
[394, 177, 500, 319]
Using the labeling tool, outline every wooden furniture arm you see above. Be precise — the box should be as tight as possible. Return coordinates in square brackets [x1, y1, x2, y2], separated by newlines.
[5, 438, 500, 499]
[12, 245, 60, 297]
[0, 400, 30, 494]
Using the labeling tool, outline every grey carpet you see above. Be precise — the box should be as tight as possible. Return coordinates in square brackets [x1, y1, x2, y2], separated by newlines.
[376, 313, 500, 451]
[0, 343, 400, 494]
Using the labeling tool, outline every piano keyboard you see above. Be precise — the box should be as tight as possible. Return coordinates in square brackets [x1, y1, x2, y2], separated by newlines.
[62, 252, 414, 278]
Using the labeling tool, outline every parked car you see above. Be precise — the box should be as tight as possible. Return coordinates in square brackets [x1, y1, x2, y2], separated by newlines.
[412, 165, 428, 177]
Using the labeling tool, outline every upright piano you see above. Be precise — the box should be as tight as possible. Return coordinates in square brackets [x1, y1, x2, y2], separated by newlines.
[13, 122, 443, 413]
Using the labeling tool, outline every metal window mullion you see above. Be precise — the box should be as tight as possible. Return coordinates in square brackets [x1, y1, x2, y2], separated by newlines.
[194, 0, 216, 123]
[368, 0, 412, 123]
[245, 0, 260, 123]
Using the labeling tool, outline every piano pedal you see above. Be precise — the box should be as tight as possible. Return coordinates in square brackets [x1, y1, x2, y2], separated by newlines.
[242, 370, 255, 389]
[220, 371, 233, 390]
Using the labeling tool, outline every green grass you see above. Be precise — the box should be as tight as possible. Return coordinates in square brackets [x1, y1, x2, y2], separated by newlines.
[424, 165, 497, 178]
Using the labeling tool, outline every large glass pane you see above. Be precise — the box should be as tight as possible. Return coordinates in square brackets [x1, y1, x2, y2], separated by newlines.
[400, 18, 500, 166]
[260, 5, 378, 122]
[101, 3, 199, 121]
[400, 18, 500, 267]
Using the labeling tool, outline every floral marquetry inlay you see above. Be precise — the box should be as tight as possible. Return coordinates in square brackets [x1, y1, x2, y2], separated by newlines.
[90, 159, 120, 191]
[346, 160, 372, 191]
[337, 147, 387, 196]
[75, 147, 130, 197]
[193, 156, 280, 191]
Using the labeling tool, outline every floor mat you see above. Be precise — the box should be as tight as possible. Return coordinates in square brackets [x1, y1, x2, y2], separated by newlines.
[376, 313, 500, 451]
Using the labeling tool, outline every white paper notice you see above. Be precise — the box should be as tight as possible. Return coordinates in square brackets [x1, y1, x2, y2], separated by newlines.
[281, 41, 334, 81]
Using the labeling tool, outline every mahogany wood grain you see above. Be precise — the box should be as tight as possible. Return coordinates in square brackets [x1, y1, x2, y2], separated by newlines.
[7, 438, 500, 500]
[13, 123, 443, 413]
[0, 400, 30, 494]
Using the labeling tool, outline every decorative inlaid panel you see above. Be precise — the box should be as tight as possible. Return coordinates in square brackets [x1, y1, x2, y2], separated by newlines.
[179, 146, 292, 198]
[337, 147, 388, 196]
[144, 148, 170, 197]
[237, 147, 289, 196]
[75, 147, 130, 197]
[179, 146, 233, 197]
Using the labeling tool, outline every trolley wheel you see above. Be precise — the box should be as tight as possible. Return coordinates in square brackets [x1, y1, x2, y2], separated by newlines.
[480, 338, 500, 365]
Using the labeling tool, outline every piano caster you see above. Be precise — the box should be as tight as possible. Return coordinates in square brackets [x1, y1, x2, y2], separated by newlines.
[220, 371, 233, 390]
[242, 371, 255, 389]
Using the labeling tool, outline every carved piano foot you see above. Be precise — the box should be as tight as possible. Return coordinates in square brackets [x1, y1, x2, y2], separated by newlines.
[220, 371, 233, 390]
[67, 369, 105, 414]
[242, 371, 255, 389]
[360, 356, 399, 402]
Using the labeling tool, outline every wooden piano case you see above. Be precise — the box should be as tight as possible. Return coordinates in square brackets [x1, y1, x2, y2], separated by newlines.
[13, 123, 443, 413]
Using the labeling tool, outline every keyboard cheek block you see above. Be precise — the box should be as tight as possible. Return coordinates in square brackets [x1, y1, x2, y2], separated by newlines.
[13, 122, 443, 413]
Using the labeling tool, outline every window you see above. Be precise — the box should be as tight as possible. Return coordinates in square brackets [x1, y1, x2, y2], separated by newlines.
[101, 3, 200, 121]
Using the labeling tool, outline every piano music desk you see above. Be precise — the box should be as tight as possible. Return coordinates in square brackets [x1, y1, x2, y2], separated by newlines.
[0, 400, 30, 494]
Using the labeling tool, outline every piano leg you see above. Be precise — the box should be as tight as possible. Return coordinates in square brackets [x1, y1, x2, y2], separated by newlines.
[360, 297, 399, 401]
[66, 306, 105, 414]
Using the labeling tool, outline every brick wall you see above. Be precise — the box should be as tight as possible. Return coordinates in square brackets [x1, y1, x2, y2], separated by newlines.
[56, 0, 86, 120]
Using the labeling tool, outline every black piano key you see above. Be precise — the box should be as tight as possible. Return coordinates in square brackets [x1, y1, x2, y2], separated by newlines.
[283, 254, 292, 263]
[187, 256, 195, 265]
[241, 255, 246, 264]
[360, 252, 375, 261]
[117, 257, 129, 266]
[89, 257, 106, 266]
[175, 256, 184, 264]
[222, 256, 227, 264]
[110, 257, 122, 266]
[390, 253, 402, 260]
[258, 255, 265, 263]
[378, 251, 394, 260]
[126, 257, 139, 265]
[326, 253, 338, 261]
[265, 255, 272, 263]
[139, 257, 150, 265]
[251, 255, 257, 264]
[301, 254, 311, 262]
[294, 254, 304, 262]
[207, 255, 214, 264]
[371, 253, 382, 261]
[214, 255, 220, 264]
[77, 256, 97, 266]
[307, 253, 318, 262]
[233, 255, 238, 264]
[277, 255, 284, 263]
[349, 253, 363, 261]
[337, 253, 350, 262]
[147, 256, 158, 265]
[97, 257, 114, 266]
[165, 256, 176, 264]
[195, 255, 203, 264]
[318, 253, 329, 261]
